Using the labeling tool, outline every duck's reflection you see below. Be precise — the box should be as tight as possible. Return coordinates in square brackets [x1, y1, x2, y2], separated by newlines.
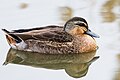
[4, 48, 99, 78]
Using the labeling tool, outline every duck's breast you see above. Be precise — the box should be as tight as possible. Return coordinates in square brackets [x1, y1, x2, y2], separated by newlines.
[73, 35, 97, 53]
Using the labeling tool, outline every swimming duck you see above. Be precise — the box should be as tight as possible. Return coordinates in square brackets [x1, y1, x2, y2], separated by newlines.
[2, 17, 99, 54]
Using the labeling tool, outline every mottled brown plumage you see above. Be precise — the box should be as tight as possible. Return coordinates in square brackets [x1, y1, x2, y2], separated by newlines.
[2, 17, 99, 54]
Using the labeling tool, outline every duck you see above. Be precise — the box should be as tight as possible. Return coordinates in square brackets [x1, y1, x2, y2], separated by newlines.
[2, 17, 100, 54]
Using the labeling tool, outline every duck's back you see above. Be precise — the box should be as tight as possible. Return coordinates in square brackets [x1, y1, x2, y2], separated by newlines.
[12, 26, 73, 42]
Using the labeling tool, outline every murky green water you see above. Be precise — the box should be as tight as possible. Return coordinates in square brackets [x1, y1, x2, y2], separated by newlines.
[0, 0, 120, 80]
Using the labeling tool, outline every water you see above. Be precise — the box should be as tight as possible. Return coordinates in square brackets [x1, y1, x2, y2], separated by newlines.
[3, 48, 99, 78]
[0, 0, 120, 80]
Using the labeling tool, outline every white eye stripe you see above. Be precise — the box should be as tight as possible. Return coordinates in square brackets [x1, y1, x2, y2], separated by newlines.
[74, 21, 87, 26]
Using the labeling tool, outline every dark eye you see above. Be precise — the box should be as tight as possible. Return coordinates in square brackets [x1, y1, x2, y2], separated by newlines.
[75, 23, 86, 27]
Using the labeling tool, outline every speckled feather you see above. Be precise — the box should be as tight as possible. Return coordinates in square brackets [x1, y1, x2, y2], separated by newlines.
[11, 26, 73, 42]
[2, 17, 99, 54]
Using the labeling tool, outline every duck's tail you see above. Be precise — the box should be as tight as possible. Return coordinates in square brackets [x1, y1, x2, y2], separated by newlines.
[2, 29, 22, 46]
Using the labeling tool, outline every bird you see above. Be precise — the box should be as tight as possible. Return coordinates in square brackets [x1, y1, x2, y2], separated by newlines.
[2, 17, 100, 54]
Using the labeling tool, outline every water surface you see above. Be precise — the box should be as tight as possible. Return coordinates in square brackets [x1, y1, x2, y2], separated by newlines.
[0, 0, 120, 80]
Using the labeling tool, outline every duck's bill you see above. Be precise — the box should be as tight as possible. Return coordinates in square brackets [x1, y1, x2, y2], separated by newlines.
[86, 29, 100, 38]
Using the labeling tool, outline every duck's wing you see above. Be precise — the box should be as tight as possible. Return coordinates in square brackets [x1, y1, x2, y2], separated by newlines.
[8, 26, 73, 42]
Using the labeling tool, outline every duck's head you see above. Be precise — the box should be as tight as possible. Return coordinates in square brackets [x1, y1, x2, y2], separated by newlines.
[64, 17, 100, 38]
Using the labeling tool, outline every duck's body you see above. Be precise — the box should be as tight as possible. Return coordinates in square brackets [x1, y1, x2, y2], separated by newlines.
[2, 17, 99, 54]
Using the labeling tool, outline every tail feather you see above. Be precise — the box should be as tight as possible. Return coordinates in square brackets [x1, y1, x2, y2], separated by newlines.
[2, 29, 10, 33]
[2, 29, 22, 44]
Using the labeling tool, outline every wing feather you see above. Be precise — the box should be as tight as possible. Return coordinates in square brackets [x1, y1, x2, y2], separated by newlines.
[11, 26, 73, 42]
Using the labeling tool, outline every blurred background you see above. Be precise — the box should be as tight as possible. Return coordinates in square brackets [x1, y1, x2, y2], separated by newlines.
[0, 0, 120, 80]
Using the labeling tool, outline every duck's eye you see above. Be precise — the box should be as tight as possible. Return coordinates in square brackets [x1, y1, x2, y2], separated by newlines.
[75, 23, 87, 27]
